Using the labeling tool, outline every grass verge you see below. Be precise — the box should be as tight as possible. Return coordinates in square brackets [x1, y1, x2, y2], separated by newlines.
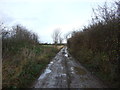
[2, 44, 63, 88]
[68, 48, 119, 88]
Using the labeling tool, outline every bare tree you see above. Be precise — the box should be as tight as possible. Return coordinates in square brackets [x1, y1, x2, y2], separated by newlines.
[59, 35, 63, 44]
[51, 28, 61, 45]
[116, 1, 120, 18]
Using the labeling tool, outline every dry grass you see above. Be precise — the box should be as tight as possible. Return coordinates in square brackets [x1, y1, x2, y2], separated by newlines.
[2, 45, 60, 88]
[57, 45, 64, 49]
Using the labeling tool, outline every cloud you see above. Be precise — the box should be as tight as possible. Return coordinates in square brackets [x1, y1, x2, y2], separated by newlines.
[0, 0, 113, 2]
[0, 0, 114, 43]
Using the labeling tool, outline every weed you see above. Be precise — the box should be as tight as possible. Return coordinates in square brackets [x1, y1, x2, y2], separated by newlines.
[2, 44, 60, 88]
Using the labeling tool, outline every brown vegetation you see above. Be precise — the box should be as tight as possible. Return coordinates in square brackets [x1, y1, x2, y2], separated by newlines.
[2, 25, 61, 88]
[67, 1, 120, 88]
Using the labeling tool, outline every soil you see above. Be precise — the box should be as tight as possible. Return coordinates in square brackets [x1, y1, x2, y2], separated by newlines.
[33, 47, 107, 88]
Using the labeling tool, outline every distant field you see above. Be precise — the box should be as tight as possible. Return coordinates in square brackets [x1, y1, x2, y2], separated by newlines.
[42, 44, 64, 49]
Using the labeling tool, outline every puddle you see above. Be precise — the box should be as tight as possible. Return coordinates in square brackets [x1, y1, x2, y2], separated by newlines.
[71, 67, 74, 71]
[74, 67, 87, 75]
[38, 68, 51, 80]
[48, 62, 53, 67]
[50, 61, 53, 64]
[71, 67, 75, 74]
[65, 54, 68, 57]
[61, 67, 64, 70]
[64, 47, 69, 57]
[62, 74, 67, 76]
[71, 72, 74, 74]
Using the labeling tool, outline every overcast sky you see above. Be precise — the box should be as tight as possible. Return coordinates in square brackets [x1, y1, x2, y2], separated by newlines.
[0, 0, 113, 43]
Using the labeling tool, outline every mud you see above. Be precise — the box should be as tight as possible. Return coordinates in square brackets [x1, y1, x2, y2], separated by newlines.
[74, 67, 87, 75]
[33, 47, 107, 88]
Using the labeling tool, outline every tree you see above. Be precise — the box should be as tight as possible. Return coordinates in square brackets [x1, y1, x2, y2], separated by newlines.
[116, 1, 120, 18]
[67, 1, 120, 87]
[58, 34, 63, 44]
[2, 24, 40, 58]
[51, 28, 61, 45]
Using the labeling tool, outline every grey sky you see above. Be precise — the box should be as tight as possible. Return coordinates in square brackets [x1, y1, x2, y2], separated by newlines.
[0, 0, 113, 43]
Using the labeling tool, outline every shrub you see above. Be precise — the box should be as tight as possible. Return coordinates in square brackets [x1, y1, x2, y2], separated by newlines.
[67, 1, 120, 87]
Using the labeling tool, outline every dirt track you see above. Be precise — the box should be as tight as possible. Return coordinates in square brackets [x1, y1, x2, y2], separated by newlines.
[34, 47, 107, 88]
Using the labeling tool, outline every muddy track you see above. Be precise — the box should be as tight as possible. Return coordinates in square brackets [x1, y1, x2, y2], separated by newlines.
[33, 47, 107, 88]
